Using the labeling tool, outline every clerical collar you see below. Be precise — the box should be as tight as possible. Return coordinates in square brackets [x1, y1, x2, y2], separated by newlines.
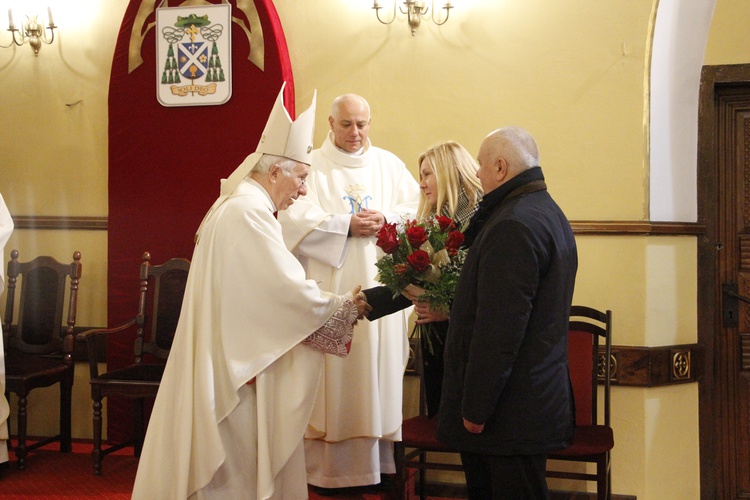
[335, 144, 365, 156]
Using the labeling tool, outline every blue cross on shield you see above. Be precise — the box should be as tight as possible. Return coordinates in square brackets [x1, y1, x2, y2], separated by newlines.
[177, 41, 209, 80]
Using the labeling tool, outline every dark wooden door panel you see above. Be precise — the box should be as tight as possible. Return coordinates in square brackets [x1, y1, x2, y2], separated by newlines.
[699, 65, 750, 499]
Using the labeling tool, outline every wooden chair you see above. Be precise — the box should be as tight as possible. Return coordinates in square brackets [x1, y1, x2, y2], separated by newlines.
[76, 251, 189, 475]
[394, 336, 463, 500]
[2, 249, 82, 470]
[546, 305, 614, 500]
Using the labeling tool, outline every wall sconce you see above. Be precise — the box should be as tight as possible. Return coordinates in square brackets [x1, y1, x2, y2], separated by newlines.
[1, 6, 57, 56]
[373, 1, 453, 35]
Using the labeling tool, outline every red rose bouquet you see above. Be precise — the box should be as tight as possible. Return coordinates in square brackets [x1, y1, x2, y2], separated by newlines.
[374, 216, 467, 351]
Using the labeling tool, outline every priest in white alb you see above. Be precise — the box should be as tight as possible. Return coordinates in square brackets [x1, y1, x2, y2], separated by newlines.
[0, 193, 13, 468]
[278, 93, 419, 490]
[131, 84, 369, 500]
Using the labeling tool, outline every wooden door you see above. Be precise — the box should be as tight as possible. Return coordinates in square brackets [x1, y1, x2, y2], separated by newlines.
[698, 64, 750, 499]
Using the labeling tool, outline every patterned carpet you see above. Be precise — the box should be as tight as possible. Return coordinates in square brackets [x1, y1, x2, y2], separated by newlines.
[0, 440, 459, 499]
[0, 444, 138, 499]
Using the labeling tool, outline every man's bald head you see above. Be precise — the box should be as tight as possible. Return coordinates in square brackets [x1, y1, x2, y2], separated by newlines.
[476, 126, 540, 194]
[329, 94, 372, 153]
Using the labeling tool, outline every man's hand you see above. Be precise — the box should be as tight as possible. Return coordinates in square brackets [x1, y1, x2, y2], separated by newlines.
[463, 418, 485, 434]
[351, 286, 372, 320]
[349, 209, 386, 238]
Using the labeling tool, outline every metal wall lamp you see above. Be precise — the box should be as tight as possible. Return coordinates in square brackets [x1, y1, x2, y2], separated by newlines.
[373, 1, 454, 35]
[1, 7, 57, 56]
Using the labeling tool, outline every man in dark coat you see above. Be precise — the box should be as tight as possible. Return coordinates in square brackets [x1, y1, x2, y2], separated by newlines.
[436, 126, 578, 499]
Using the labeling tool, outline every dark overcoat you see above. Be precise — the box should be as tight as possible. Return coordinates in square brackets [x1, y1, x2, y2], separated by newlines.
[436, 167, 577, 456]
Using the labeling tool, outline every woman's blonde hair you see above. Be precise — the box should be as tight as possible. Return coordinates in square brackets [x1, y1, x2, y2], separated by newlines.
[416, 141, 482, 220]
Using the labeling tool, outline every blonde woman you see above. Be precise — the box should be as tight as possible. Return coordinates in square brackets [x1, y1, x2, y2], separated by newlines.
[415, 140, 483, 228]
[365, 141, 482, 417]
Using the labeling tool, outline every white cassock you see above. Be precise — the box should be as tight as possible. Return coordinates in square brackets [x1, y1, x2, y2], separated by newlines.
[132, 178, 356, 499]
[279, 132, 420, 487]
[0, 194, 12, 464]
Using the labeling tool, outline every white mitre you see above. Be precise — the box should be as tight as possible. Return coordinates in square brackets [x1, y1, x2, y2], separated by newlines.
[220, 82, 317, 196]
[195, 82, 317, 242]
[256, 82, 316, 165]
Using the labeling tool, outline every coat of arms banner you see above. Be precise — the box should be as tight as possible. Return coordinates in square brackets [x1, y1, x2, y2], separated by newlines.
[156, 2, 232, 106]
[108, 0, 293, 442]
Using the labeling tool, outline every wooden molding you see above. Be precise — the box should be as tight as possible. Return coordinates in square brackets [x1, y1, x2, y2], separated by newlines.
[10, 216, 703, 236]
[12, 216, 108, 231]
[602, 344, 703, 387]
[571, 220, 705, 236]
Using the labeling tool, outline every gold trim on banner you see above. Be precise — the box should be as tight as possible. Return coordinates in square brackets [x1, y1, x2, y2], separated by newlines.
[130, 0, 157, 74]
[129, 0, 264, 74]
[237, 0, 264, 71]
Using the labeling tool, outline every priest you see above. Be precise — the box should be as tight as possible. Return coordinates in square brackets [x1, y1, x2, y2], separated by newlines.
[279, 93, 419, 490]
[131, 84, 369, 500]
[0, 193, 12, 469]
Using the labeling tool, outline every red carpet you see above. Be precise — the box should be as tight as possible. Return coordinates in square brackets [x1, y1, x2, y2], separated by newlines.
[0, 441, 137, 499]
[0, 440, 458, 499]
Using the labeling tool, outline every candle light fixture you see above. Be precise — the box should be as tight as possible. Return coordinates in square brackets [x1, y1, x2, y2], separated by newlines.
[372, 1, 454, 35]
[1, 6, 57, 56]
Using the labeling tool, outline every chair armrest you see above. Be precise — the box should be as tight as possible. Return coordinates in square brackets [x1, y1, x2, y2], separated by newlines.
[76, 319, 137, 343]
[76, 319, 137, 379]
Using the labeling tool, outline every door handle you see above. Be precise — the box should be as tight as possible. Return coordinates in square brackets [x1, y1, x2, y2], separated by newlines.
[722, 283, 750, 327]
[723, 283, 750, 304]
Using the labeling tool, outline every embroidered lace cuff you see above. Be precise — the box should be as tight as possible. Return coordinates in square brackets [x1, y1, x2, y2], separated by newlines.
[302, 294, 357, 357]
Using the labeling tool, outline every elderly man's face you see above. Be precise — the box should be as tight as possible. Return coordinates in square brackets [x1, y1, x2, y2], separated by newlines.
[476, 140, 503, 195]
[329, 100, 371, 153]
[273, 162, 310, 211]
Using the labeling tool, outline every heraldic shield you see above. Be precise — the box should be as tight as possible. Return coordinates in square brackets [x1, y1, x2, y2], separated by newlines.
[156, 2, 232, 107]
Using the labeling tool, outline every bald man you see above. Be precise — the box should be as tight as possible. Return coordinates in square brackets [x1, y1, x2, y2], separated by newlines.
[278, 94, 419, 491]
[437, 127, 578, 499]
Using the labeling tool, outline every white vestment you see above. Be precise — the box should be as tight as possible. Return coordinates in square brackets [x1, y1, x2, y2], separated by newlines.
[279, 133, 420, 487]
[132, 179, 351, 499]
[0, 194, 12, 464]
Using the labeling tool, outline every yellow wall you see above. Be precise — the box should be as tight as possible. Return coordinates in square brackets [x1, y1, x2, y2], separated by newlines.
[2, 0, 745, 497]
[705, 0, 750, 65]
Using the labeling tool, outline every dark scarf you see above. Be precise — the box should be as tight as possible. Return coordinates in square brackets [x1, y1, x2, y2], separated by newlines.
[462, 166, 547, 248]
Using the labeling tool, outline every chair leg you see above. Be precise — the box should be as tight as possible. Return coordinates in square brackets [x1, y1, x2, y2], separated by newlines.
[59, 377, 72, 453]
[418, 451, 427, 500]
[393, 441, 406, 500]
[597, 454, 610, 500]
[15, 395, 28, 470]
[92, 396, 103, 475]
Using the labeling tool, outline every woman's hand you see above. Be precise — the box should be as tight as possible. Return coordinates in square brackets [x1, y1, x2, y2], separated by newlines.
[413, 300, 450, 324]
[463, 418, 484, 434]
[401, 284, 426, 301]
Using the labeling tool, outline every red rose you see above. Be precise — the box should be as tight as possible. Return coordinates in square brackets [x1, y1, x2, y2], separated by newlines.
[406, 225, 428, 248]
[394, 263, 409, 276]
[445, 230, 465, 250]
[376, 224, 401, 254]
[435, 215, 454, 232]
[406, 250, 431, 273]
